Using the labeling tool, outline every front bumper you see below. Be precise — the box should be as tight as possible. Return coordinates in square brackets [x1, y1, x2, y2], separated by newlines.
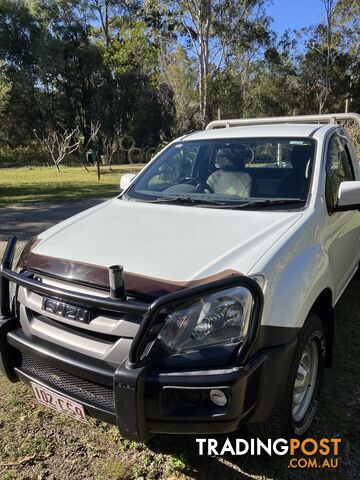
[0, 237, 295, 441]
[0, 321, 297, 440]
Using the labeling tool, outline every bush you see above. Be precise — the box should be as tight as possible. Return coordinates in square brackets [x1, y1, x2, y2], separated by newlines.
[0, 145, 82, 168]
[347, 122, 360, 159]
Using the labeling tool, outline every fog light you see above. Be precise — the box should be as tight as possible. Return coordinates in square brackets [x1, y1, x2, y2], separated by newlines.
[209, 389, 227, 407]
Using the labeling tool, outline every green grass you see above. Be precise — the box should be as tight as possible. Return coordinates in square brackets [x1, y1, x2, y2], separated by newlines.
[0, 165, 144, 207]
[0, 274, 359, 479]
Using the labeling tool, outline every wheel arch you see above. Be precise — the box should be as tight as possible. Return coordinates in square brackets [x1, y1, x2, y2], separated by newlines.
[308, 287, 334, 367]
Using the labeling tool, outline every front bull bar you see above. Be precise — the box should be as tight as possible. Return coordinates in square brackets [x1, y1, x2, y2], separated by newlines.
[0, 236, 264, 440]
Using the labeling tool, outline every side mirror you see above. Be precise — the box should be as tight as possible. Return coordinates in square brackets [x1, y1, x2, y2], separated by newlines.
[335, 181, 360, 211]
[120, 173, 136, 191]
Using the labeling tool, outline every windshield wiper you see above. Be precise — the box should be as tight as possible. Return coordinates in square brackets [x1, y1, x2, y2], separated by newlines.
[131, 196, 305, 209]
[145, 196, 226, 206]
[222, 198, 306, 210]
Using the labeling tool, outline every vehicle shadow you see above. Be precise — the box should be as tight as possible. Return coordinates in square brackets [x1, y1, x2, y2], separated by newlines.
[146, 429, 290, 479]
[146, 422, 350, 480]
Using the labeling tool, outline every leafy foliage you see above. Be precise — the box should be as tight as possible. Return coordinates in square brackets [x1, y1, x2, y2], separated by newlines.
[0, 0, 358, 160]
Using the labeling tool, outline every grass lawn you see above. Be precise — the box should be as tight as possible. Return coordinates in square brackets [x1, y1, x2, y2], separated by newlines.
[0, 165, 144, 207]
[0, 274, 359, 479]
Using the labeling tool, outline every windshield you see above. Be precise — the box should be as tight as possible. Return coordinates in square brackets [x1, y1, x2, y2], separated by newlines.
[124, 137, 315, 209]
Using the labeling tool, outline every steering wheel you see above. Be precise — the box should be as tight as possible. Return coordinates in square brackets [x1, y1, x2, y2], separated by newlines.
[177, 176, 214, 193]
[177, 176, 198, 186]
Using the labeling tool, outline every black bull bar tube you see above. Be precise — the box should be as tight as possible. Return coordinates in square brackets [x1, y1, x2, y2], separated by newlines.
[0, 236, 264, 440]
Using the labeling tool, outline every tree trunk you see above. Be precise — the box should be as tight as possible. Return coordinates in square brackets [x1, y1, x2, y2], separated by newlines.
[96, 152, 101, 180]
[197, 2, 211, 129]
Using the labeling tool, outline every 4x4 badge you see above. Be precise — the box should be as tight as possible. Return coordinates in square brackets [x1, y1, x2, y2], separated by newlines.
[42, 297, 92, 323]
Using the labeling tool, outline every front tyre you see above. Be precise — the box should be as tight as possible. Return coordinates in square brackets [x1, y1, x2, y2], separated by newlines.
[249, 314, 326, 438]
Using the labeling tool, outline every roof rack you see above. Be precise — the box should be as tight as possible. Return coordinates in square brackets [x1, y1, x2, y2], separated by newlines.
[206, 113, 360, 130]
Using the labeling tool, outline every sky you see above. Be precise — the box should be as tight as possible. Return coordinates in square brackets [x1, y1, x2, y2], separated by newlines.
[267, 0, 326, 35]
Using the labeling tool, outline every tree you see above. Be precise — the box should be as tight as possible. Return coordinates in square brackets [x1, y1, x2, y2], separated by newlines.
[0, 61, 11, 139]
[1, 0, 359, 159]
[242, 28, 301, 116]
[104, 17, 173, 145]
[146, 0, 270, 128]
[161, 46, 199, 134]
[103, 127, 121, 168]
[297, 0, 359, 114]
[0, 0, 48, 145]
[34, 127, 80, 172]
[181, 0, 212, 127]
[39, 0, 103, 142]
[311, 0, 337, 114]
[80, 119, 101, 171]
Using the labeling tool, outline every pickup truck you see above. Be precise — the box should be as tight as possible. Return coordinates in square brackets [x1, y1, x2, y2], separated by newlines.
[1, 113, 360, 441]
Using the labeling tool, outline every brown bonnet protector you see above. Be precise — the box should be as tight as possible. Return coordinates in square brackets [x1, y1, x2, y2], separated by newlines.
[17, 237, 242, 299]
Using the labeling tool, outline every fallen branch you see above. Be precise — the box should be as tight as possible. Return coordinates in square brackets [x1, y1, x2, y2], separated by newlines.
[0, 452, 52, 473]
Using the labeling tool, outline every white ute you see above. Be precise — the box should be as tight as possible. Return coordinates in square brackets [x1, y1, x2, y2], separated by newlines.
[1, 113, 360, 440]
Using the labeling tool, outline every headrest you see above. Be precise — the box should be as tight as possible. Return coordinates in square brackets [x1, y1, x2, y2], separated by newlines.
[290, 145, 312, 172]
[216, 147, 248, 171]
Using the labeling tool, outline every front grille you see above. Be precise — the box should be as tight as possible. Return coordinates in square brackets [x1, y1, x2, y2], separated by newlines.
[18, 352, 115, 412]
[33, 312, 121, 344]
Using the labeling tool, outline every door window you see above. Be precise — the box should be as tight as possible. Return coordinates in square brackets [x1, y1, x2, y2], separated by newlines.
[326, 135, 355, 208]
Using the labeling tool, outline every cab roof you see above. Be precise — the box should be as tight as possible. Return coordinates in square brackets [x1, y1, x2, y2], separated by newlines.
[183, 123, 337, 141]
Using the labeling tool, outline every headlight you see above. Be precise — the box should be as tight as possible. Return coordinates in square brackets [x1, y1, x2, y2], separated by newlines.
[157, 286, 253, 353]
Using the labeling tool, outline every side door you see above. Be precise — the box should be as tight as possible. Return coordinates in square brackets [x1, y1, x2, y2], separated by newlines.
[325, 132, 360, 301]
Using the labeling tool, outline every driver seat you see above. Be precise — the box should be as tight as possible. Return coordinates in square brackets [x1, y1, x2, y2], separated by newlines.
[207, 148, 253, 196]
[207, 171, 253, 196]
